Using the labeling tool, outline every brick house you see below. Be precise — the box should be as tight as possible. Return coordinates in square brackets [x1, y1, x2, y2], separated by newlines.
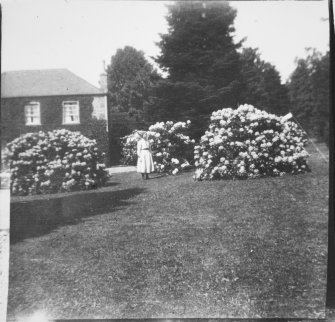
[1, 68, 110, 157]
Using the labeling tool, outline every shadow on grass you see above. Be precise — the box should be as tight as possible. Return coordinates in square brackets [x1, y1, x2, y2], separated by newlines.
[103, 181, 120, 187]
[148, 168, 194, 179]
[10, 187, 146, 244]
[147, 173, 167, 180]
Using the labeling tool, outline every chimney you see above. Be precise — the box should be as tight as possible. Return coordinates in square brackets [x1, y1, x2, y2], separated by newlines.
[99, 60, 108, 92]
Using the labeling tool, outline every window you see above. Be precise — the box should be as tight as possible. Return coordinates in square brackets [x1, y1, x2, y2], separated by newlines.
[92, 96, 107, 120]
[25, 102, 41, 125]
[63, 101, 80, 124]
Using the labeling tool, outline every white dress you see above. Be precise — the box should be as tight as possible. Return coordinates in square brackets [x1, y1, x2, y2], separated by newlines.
[137, 139, 155, 173]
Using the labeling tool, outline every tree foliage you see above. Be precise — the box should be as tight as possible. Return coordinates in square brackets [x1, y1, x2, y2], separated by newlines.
[144, 80, 210, 138]
[239, 47, 290, 115]
[309, 51, 330, 143]
[287, 49, 329, 144]
[145, 2, 243, 139]
[107, 46, 161, 163]
[107, 46, 160, 115]
[157, 2, 241, 89]
[145, 2, 291, 140]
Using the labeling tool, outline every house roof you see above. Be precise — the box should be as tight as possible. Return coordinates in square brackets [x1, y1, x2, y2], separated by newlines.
[1, 69, 106, 98]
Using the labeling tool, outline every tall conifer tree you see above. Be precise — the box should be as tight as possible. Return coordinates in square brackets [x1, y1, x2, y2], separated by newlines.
[145, 1, 242, 139]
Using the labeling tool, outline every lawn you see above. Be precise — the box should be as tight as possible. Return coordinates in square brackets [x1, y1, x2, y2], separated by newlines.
[7, 143, 329, 320]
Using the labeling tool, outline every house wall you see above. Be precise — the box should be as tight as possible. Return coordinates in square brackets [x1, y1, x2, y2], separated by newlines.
[1, 94, 107, 144]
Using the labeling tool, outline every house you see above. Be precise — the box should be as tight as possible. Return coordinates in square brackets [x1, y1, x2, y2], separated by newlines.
[1, 69, 109, 150]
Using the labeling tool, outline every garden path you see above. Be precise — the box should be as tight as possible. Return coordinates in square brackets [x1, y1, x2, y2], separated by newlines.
[107, 166, 136, 174]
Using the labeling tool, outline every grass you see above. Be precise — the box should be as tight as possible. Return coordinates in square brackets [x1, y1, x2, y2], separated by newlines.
[7, 143, 329, 319]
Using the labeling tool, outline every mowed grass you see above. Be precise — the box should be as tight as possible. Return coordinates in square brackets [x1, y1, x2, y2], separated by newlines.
[7, 143, 328, 319]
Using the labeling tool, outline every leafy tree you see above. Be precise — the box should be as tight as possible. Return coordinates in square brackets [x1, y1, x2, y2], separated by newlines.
[107, 46, 161, 163]
[287, 58, 315, 134]
[145, 1, 243, 139]
[239, 47, 290, 115]
[107, 46, 160, 114]
[309, 51, 329, 143]
[287, 49, 329, 144]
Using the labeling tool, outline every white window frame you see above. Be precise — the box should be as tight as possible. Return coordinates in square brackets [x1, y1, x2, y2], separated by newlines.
[62, 101, 80, 124]
[25, 102, 41, 126]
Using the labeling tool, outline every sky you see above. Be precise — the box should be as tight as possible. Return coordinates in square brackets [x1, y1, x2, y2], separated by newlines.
[1, 0, 330, 87]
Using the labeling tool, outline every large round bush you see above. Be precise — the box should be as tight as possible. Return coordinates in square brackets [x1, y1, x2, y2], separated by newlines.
[6, 129, 108, 195]
[121, 120, 195, 174]
[194, 104, 310, 181]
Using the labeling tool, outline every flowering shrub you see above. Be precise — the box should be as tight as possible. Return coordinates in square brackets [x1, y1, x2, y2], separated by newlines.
[6, 129, 108, 196]
[121, 120, 195, 174]
[194, 104, 310, 181]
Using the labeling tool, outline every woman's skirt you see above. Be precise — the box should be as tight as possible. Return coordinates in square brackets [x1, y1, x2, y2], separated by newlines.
[137, 150, 155, 173]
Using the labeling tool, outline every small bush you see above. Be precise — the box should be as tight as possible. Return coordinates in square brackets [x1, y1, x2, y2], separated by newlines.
[194, 104, 310, 181]
[120, 120, 195, 175]
[6, 129, 108, 196]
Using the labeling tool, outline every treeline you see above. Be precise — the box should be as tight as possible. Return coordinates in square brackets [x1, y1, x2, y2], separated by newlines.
[287, 49, 330, 145]
[106, 2, 329, 159]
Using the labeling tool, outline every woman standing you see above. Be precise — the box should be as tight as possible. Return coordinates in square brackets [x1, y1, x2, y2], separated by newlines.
[137, 132, 154, 179]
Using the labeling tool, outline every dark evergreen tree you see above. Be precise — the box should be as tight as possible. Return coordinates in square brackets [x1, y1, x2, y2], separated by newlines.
[238, 48, 268, 108]
[145, 1, 243, 139]
[261, 64, 290, 115]
[239, 47, 290, 115]
[144, 80, 210, 136]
